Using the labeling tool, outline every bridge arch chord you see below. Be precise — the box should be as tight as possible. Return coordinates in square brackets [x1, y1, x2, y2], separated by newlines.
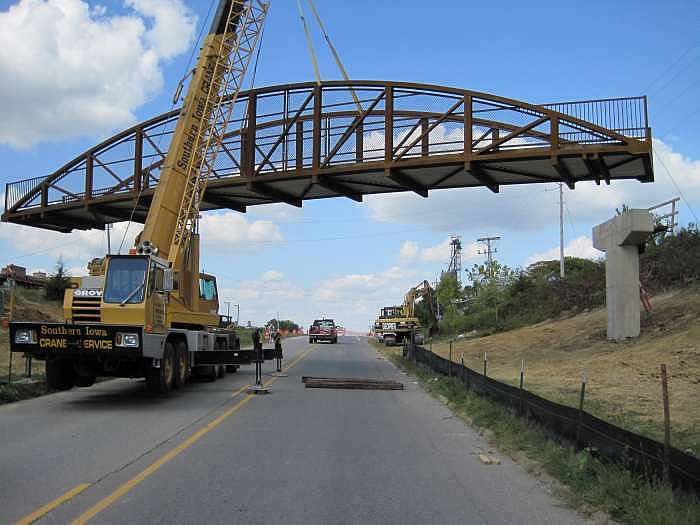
[2, 81, 652, 232]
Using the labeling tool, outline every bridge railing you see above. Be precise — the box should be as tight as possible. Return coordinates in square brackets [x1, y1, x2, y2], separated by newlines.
[542, 96, 649, 141]
[4, 81, 651, 217]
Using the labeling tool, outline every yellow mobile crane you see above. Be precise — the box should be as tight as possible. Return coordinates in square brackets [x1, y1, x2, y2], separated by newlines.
[10, 0, 278, 394]
[373, 280, 438, 346]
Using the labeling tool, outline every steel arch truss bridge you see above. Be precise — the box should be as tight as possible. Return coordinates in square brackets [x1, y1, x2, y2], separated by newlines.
[3, 81, 653, 232]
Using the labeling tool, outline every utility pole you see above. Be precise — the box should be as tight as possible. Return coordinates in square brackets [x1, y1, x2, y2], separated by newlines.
[559, 183, 565, 279]
[477, 236, 501, 265]
[235, 304, 240, 326]
[106, 223, 111, 255]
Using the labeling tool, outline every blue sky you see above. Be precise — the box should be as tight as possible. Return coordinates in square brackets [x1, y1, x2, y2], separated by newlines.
[1, 0, 699, 330]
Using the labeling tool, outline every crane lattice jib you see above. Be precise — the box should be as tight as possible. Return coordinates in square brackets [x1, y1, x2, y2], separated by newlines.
[171, 0, 267, 262]
[139, 0, 268, 266]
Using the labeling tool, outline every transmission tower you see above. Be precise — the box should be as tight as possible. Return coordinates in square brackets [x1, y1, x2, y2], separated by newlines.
[477, 236, 501, 265]
[445, 235, 462, 284]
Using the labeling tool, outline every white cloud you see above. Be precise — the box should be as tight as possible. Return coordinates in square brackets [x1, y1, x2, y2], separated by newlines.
[398, 240, 418, 262]
[312, 265, 415, 303]
[365, 139, 700, 234]
[262, 270, 283, 282]
[199, 211, 283, 254]
[248, 203, 305, 223]
[126, 0, 195, 59]
[0, 0, 196, 147]
[525, 235, 602, 267]
[0, 212, 283, 272]
[219, 270, 305, 325]
[0, 221, 135, 266]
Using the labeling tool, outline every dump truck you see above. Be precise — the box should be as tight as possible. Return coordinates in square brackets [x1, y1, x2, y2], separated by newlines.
[8, 0, 279, 394]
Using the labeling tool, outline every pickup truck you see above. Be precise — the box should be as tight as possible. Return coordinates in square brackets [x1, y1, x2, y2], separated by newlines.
[308, 319, 338, 344]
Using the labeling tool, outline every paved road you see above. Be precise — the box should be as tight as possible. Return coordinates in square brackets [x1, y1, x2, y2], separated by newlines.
[0, 336, 586, 525]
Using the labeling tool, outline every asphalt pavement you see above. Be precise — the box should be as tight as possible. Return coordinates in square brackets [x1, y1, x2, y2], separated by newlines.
[0, 336, 587, 524]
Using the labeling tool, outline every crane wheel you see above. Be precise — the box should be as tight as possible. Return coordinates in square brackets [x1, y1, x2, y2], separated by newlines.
[225, 365, 239, 373]
[196, 365, 217, 382]
[46, 359, 75, 391]
[173, 340, 188, 389]
[217, 365, 225, 379]
[146, 342, 175, 394]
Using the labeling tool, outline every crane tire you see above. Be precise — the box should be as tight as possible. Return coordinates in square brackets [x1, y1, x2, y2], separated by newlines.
[173, 340, 188, 389]
[146, 342, 175, 395]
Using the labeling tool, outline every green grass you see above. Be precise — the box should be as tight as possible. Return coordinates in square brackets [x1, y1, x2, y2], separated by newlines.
[0, 375, 50, 404]
[488, 376, 700, 456]
[388, 352, 700, 525]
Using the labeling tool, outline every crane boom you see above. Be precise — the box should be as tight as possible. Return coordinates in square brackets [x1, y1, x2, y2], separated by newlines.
[138, 0, 268, 270]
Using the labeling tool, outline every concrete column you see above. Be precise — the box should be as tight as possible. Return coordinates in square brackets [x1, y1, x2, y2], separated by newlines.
[593, 209, 654, 340]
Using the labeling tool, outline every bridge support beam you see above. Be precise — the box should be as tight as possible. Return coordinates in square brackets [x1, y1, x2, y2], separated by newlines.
[552, 157, 576, 189]
[247, 182, 302, 207]
[313, 176, 362, 203]
[385, 168, 428, 198]
[204, 194, 246, 213]
[465, 161, 499, 193]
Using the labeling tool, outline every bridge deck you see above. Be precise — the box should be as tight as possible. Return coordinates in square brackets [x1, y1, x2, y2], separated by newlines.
[2, 81, 652, 232]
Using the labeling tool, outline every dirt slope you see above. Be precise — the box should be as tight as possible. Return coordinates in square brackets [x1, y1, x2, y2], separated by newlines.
[1, 288, 62, 377]
[432, 286, 700, 452]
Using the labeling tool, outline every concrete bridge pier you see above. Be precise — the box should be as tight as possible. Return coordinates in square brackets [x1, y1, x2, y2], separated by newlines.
[593, 209, 654, 340]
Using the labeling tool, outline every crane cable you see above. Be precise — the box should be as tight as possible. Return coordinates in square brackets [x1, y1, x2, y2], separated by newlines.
[296, 0, 321, 85]
[305, 0, 362, 112]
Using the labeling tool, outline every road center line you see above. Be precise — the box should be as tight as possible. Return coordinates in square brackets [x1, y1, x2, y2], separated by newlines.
[68, 343, 316, 525]
[12, 483, 90, 525]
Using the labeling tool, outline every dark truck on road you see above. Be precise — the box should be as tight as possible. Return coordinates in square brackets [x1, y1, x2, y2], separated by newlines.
[308, 319, 338, 344]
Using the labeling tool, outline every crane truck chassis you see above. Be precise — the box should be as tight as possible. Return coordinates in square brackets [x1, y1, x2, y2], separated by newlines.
[10, 319, 282, 392]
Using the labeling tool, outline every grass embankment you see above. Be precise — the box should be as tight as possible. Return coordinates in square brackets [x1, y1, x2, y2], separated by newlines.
[381, 346, 700, 525]
[430, 286, 700, 454]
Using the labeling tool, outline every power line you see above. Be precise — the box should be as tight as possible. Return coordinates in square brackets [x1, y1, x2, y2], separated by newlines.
[653, 148, 699, 224]
[643, 38, 700, 94]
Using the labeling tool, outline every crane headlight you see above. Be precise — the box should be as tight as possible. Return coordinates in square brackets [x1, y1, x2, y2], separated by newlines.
[15, 329, 37, 344]
[115, 332, 139, 348]
[136, 240, 159, 256]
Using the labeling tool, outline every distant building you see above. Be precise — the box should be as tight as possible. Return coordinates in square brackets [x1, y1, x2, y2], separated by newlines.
[0, 264, 47, 288]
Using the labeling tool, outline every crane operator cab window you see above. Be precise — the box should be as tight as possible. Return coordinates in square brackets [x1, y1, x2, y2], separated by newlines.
[199, 276, 217, 302]
[103, 257, 148, 304]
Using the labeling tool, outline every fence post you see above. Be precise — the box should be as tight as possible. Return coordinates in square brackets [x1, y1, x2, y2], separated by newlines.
[660, 364, 671, 485]
[448, 340, 452, 377]
[519, 359, 525, 416]
[576, 373, 587, 449]
[483, 352, 487, 377]
[460, 352, 465, 383]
